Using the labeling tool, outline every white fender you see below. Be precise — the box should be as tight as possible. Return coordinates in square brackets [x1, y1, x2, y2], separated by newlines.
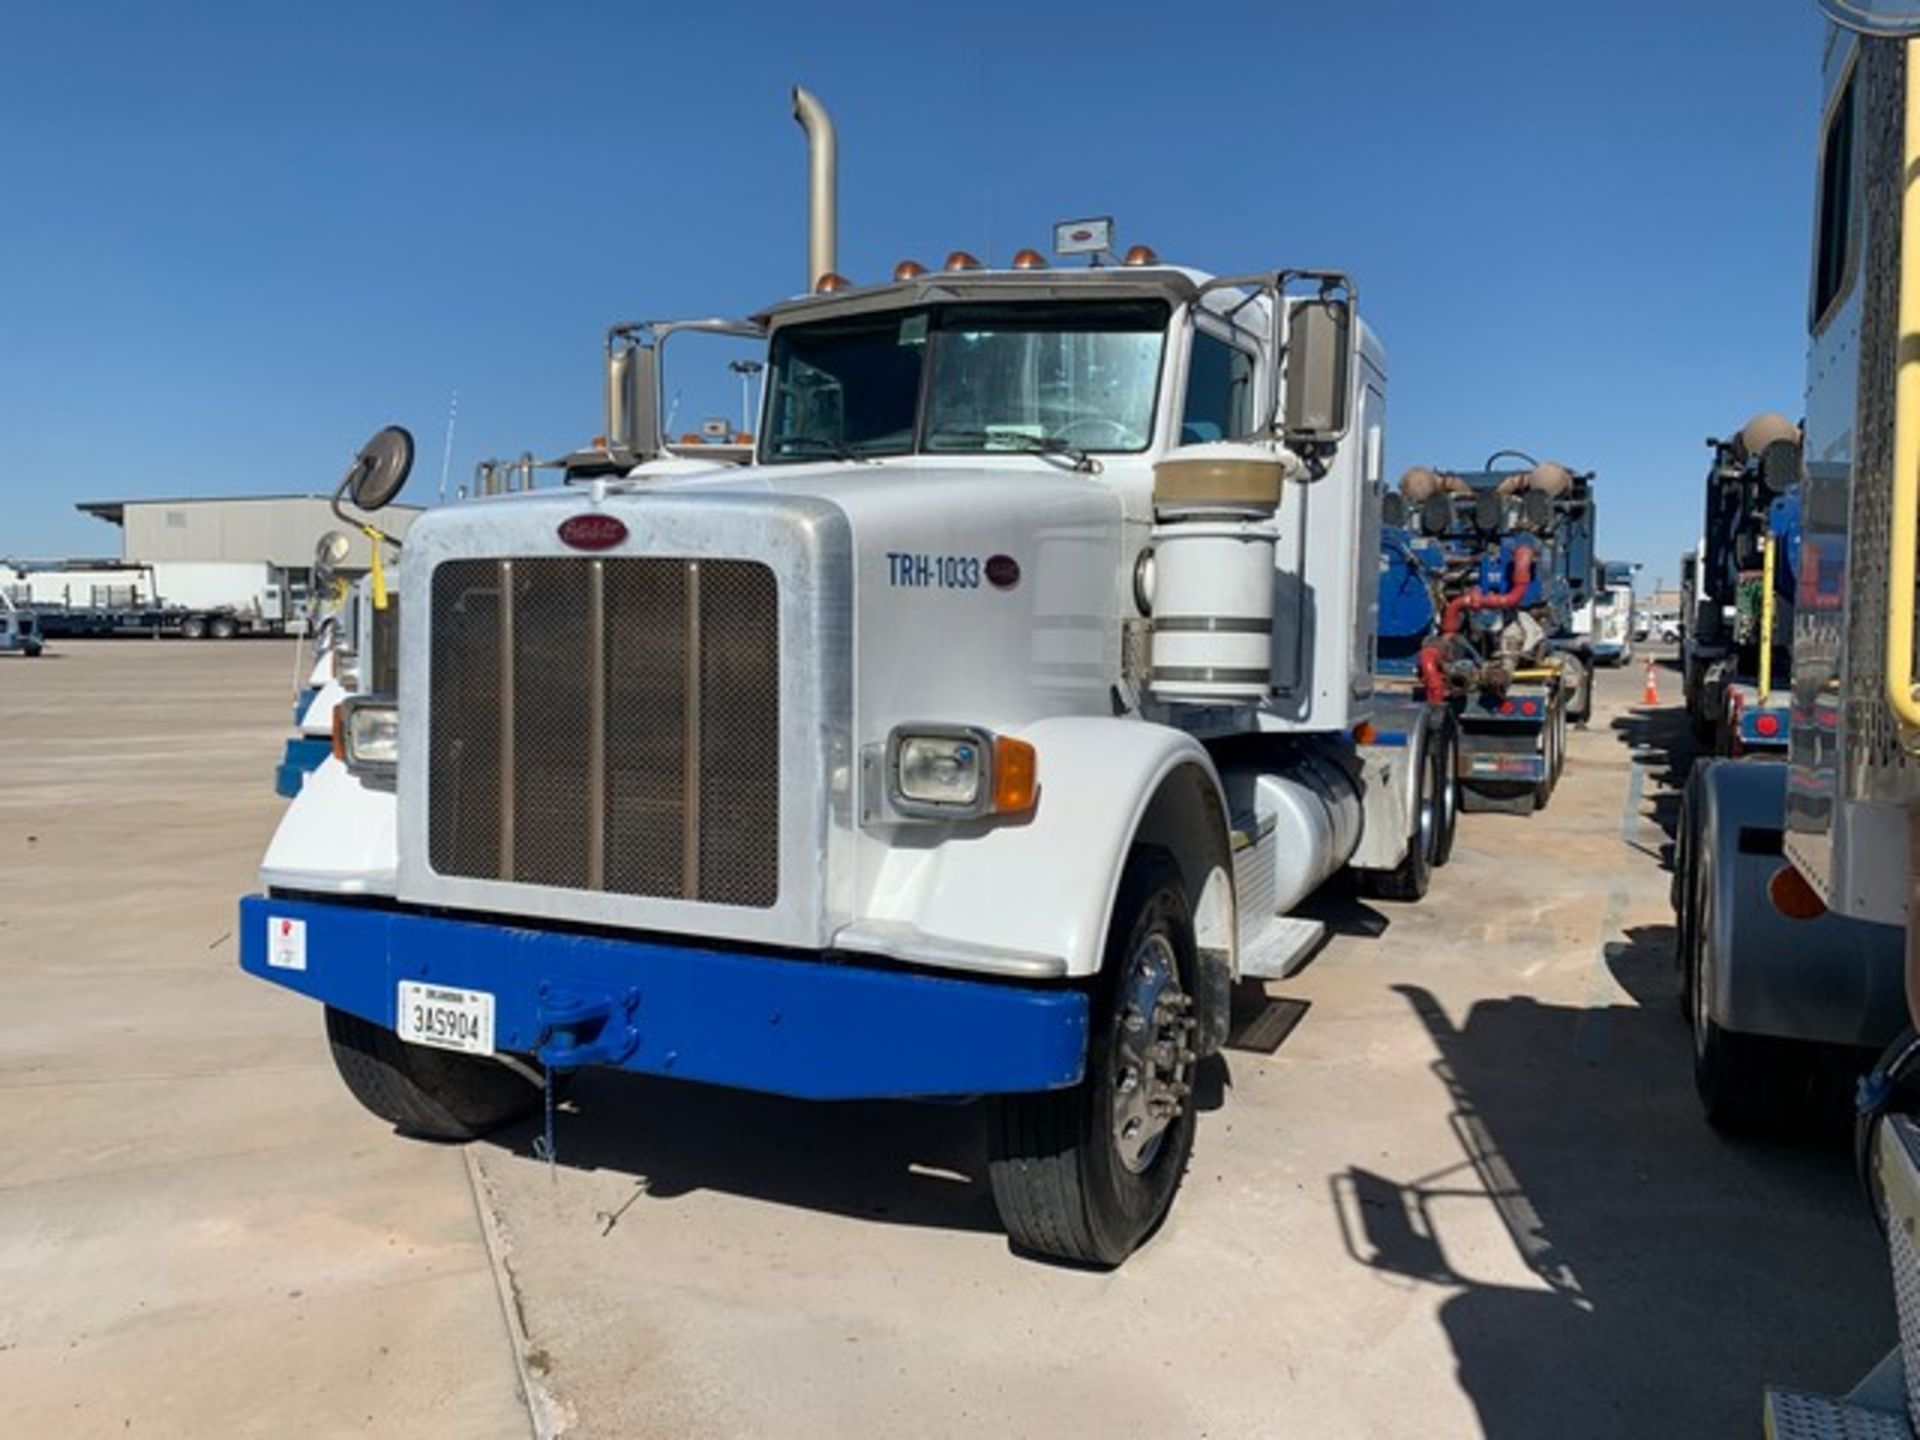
[839, 716, 1233, 981]
[260, 757, 397, 895]
[299, 677, 348, 737]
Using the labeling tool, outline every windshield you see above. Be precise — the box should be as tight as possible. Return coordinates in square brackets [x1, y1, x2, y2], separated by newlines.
[762, 300, 1168, 463]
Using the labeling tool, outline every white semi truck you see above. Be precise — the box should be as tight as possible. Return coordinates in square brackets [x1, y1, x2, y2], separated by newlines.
[237, 93, 1453, 1265]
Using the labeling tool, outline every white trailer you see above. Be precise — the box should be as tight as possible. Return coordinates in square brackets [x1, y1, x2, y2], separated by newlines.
[235, 94, 1450, 1266]
[11, 559, 293, 638]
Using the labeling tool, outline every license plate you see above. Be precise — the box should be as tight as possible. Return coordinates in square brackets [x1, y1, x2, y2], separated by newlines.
[396, 981, 495, 1055]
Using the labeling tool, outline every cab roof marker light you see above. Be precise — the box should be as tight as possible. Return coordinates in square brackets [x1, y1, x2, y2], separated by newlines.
[893, 259, 927, 280]
[945, 250, 983, 272]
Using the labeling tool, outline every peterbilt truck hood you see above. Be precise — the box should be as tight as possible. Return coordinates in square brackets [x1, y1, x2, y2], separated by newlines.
[413, 461, 1131, 736]
[386, 462, 1130, 950]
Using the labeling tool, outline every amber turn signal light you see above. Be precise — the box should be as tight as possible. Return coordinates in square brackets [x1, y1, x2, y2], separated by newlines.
[993, 736, 1038, 815]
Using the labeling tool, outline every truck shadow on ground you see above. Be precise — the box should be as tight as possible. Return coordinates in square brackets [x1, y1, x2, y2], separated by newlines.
[1610, 699, 1697, 857]
[1330, 926, 1890, 1439]
[486, 1053, 1239, 1243]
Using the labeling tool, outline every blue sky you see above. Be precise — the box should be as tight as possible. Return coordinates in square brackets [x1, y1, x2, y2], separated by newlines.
[1, 1, 1826, 590]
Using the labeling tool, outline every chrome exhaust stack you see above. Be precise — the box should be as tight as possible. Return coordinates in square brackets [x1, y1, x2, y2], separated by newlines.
[791, 86, 837, 292]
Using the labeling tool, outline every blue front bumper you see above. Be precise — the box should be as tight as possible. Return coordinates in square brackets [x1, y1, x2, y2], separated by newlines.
[239, 895, 1088, 1100]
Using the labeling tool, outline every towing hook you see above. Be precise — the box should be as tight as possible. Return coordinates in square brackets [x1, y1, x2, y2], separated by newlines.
[535, 989, 640, 1071]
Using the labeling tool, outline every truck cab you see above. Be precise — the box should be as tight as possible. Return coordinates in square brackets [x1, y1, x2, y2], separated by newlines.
[0, 594, 43, 657]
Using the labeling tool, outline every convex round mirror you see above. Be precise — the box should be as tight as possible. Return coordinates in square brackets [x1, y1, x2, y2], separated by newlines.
[1421, 494, 1453, 536]
[1382, 492, 1408, 529]
[1816, 0, 1920, 34]
[339, 426, 415, 513]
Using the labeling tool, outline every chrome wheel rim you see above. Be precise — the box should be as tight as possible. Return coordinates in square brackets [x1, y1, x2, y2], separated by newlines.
[1111, 932, 1195, 1174]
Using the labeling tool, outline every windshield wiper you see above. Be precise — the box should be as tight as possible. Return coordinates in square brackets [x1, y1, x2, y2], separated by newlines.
[767, 436, 877, 464]
[924, 429, 1095, 472]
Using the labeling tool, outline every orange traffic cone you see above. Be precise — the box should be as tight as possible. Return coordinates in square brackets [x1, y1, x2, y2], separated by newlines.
[1643, 660, 1659, 706]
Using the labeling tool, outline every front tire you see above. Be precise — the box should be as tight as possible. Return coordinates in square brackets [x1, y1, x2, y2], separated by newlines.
[325, 1006, 541, 1141]
[988, 850, 1198, 1267]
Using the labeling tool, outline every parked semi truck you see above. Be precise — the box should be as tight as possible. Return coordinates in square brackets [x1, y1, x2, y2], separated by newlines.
[1589, 559, 1637, 667]
[234, 93, 1463, 1267]
[1680, 414, 1803, 755]
[9, 559, 297, 639]
[276, 532, 362, 798]
[0, 593, 43, 657]
[1747, 11, 1920, 1431]
[1674, 23, 1908, 1143]
[1376, 455, 1589, 815]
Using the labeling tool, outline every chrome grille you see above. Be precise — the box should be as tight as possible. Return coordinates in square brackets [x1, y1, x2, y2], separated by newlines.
[428, 556, 780, 907]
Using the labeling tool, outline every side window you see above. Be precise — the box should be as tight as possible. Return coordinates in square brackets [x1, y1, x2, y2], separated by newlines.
[1181, 331, 1255, 444]
[1812, 63, 1856, 328]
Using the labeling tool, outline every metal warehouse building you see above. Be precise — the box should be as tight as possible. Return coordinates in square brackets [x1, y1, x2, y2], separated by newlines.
[76, 494, 422, 569]
[6, 495, 426, 627]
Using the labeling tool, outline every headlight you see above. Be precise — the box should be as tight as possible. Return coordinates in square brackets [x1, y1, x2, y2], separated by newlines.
[885, 725, 1037, 820]
[336, 696, 398, 779]
[897, 731, 986, 809]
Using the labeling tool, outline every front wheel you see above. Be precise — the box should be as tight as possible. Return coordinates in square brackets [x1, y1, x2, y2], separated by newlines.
[325, 1006, 542, 1140]
[988, 849, 1198, 1266]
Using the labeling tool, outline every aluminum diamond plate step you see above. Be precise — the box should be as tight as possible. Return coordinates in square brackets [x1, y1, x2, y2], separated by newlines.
[1762, 1388, 1910, 1440]
[1238, 916, 1327, 979]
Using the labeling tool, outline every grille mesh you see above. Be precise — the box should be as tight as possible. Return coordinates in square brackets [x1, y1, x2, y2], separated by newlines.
[428, 556, 780, 907]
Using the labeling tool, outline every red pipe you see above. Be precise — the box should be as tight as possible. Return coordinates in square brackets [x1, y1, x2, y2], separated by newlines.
[1441, 545, 1535, 635]
[1418, 642, 1448, 702]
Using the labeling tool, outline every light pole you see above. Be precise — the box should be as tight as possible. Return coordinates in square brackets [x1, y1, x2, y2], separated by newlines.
[729, 360, 764, 437]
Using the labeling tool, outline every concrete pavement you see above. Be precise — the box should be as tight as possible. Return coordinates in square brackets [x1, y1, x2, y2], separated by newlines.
[0, 641, 1893, 1438]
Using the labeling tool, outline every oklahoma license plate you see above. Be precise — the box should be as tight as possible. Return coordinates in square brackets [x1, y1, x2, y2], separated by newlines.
[396, 981, 495, 1055]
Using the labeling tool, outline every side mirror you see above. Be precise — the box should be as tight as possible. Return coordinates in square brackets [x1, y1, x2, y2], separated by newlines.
[606, 332, 661, 460]
[1420, 494, 1452, 537]
[337, 427, 414, 514]
[313, 529, 353, 591]
[1381, 491, 1408, 529]
[1282, 295, 1354, 445]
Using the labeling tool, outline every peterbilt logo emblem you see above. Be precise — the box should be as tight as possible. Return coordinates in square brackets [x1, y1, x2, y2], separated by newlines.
[558, 514, 627, 550]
